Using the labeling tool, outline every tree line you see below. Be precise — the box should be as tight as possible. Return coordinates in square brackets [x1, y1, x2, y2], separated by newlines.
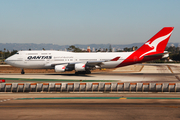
[0, 49, 18, 62]
[166, 46, 180, 62]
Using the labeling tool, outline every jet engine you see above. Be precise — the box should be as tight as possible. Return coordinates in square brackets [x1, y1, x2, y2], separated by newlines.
[75, 63, 86, 71]
[55, 65, 66, 72]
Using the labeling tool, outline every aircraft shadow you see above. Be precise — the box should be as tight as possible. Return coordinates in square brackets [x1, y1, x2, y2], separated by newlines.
[45, 73, 93, 77]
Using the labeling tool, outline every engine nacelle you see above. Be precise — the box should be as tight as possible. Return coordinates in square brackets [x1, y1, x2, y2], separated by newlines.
[75, 63, 86, 71]
[55, 65, 66, 72]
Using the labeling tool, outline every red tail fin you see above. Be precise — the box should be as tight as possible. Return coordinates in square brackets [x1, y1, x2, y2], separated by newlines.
[137, 27, 174, 58]
[116, 27, 174, 68]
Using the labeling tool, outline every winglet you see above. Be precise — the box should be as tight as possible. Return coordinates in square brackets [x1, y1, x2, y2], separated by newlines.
[110, 57, 120, 61]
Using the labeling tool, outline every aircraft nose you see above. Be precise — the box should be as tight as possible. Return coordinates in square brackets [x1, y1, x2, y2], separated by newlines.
[4, 57, 11, 64]
[4, 58, 8, 64]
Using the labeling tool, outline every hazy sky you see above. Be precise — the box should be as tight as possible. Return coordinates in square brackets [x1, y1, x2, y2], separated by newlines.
[0, 0, 180, 45]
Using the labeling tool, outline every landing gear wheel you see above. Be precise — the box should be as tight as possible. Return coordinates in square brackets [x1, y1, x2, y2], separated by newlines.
[21, 69, 25, 74]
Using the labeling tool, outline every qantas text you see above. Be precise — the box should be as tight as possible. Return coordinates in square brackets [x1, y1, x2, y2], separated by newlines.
[27, 56, 52, 60]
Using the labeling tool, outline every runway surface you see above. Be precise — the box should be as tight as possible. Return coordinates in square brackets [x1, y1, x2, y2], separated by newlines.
[1, 93, 180, 120]
[0, 72, 180, 83]
[0, 64, 180, 83]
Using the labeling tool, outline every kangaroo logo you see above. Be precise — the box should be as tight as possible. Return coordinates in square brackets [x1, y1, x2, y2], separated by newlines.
[139, 32, 172, 58]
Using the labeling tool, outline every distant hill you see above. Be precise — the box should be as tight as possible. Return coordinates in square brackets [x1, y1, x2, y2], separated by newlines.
[0, 43, 179, 51]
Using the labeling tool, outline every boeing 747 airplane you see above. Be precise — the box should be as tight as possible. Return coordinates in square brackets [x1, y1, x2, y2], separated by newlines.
[5, 27, 174, 74]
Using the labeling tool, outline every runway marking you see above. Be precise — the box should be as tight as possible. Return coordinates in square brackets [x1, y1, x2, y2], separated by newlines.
[175, 76, 180, 81]
[0, 99, 12, 103]
[139, 65, 144, 72]
[167, 65, 173, 73]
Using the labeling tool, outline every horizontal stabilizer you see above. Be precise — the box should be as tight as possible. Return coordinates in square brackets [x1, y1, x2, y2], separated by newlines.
[144, 52, 169, 58]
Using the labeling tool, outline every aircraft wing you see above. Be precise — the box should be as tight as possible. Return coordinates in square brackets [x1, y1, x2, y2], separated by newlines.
[86, 60, 106, 66]
[51, 57, 120, 67]
[51, 62, 77, 67]
[86, 57, 120, 66]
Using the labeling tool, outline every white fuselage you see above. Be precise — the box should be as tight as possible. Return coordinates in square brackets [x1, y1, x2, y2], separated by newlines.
[5, 50, 133, 69]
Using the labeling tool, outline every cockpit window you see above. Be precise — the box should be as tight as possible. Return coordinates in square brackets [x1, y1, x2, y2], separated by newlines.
[15, 52, 19, 54]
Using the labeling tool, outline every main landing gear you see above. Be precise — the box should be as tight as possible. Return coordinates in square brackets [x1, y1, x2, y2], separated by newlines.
[21, 69, 25, 74]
